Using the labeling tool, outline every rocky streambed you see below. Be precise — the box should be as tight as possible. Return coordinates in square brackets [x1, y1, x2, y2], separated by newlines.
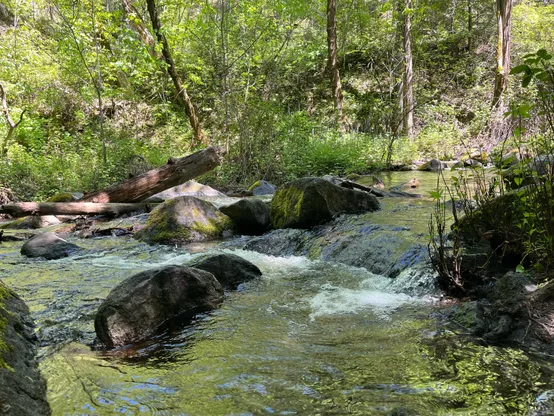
[1, 172, 554, 415]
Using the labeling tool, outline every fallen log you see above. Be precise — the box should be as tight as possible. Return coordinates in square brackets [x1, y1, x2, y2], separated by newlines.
[80, 146, 222, 203]
[0, 202, 158, 218]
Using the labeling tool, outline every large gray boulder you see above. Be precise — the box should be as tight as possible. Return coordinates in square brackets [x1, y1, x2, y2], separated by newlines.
[220, 199, 270, 235]
[270, 177, 380, 229]
[94, 265, 224, 349]
[20, 232, 80, 260]
[135, 196, 232, 245]
[190, 253, 262, 290]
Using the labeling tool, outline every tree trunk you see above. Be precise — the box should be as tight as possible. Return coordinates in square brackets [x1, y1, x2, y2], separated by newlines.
[402, 0, 414, 139]
[145, 0, 206, 146]
[492, 0, 512, 109]
[467, 0, 473, 51]
[0, 82, 25, 156]
[79, 147, 222, 203]
[0, 202, 158, 218]
[121, 0, 157, 50]
[327, 0, 345, 129]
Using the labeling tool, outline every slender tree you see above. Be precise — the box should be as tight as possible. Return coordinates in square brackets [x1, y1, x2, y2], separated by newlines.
[0, 83, 25, 156]
[145, 0, 206, 146]
[401, 0, 414, 138]
[492, 0, 512, 109]
[327, 0, 345, 129]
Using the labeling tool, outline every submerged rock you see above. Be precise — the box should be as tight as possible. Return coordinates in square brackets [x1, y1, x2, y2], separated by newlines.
[220, 199, 270, 235]
[189, 253, 262, 290]
[20, 232, 80, 260]
[248, 180, 276, 196]
[135, 196, 232, 245]
[94, 265, 224, 349]
[0, 283, 50, 415]
[243, 214, 431, 285]
[270, 177, 380, 229]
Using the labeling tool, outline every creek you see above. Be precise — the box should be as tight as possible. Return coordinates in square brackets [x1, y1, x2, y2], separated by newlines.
[1, 172, 553, 415]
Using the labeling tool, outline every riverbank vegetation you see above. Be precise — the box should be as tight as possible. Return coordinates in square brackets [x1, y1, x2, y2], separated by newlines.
[0, 0, 554, 201]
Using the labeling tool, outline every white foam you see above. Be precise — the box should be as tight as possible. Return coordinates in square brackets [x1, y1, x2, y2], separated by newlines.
[309, 283, 420, 321]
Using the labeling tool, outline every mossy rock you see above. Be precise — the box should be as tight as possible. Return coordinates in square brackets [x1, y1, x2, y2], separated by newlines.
[270, 177, 380, 229]
[135, 196, 232, 245]
[46, 192, 78, 202]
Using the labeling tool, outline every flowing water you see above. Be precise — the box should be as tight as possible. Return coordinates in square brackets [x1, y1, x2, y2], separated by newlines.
[1, 172, 553, 415]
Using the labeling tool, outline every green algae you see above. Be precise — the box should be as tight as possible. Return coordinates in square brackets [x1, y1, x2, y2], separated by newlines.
[0, 283, 11, 369]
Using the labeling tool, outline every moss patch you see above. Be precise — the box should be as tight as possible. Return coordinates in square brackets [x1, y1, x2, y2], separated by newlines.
[46, 192, 76, 202]
[248, 181, 262, 192]
[136, 196, 232, 244]
[0, 217, 28, 230]
[270, 187, 305, 229]
[0, 282, 11, 369]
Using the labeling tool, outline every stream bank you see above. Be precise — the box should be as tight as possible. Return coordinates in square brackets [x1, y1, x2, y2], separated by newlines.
[0, 171, 554, 415]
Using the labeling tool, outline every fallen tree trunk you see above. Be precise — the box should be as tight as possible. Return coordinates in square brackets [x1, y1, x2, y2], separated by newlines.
[0, 202, 158, 218]
[80, 146, 222, 203]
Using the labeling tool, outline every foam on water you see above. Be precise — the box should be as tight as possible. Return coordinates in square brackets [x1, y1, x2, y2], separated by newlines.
[309, 283, 420, 321]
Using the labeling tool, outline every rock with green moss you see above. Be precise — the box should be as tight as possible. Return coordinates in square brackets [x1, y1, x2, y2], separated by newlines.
[135, 196, 232, 245]
[248, 180, 276, 196]
[0, 283, 50, 415]
[220, 199, 270, 235]
[270, 177, 380, 229]
[45, 192, 79, 202]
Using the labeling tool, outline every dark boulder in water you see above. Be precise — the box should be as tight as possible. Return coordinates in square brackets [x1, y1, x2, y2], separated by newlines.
[20, 232, 80, 260]
[220, 199, 271, 235]
[94, 265, 223, 349]
[190, 253, 262, 290]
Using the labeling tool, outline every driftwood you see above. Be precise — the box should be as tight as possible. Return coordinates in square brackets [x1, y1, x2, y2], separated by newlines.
[80, 146, 222, 203]
[0, 202, 158, 218]
[337, 180, 387, 197]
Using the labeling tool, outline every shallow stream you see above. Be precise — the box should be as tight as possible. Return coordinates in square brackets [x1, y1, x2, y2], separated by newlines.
[1, 171, 553, 415]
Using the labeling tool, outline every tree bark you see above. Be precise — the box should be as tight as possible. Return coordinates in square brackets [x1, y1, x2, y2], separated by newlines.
[0, 202, 158, 218]
[121, 0, 160, 57]
[145, 0, 206, 146]
[402, 0, 414, 139]
[0, 82, 25, 156]
[327, 0, 345, 129]
[492, 0, 512, 109]
[79, 146, 222, 203]
[467, 0, 473, 51]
